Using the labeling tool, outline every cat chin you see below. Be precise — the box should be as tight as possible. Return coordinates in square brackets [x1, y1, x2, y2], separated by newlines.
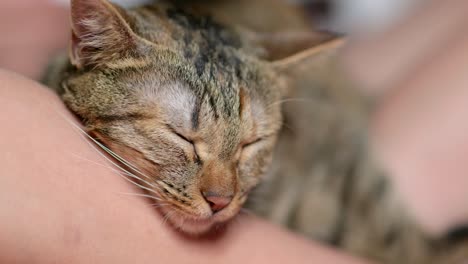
[158, 206, 239, 235]
[161, 210, 216, 235]
[155, 205, 209, 234]
[173, 216, 217, 235]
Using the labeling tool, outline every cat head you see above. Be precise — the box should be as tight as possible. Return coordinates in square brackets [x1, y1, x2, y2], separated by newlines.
[61, 0, 342, 234]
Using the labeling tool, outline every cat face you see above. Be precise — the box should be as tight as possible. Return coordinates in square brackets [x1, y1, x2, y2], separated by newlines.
[61, 0, 288, 234]
[61, 0, 338, 234]
[76, 70, 282, 234]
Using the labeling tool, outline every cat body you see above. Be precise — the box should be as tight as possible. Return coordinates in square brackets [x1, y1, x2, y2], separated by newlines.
[248, 53, 459, 263]
[44, 0, 468, 263]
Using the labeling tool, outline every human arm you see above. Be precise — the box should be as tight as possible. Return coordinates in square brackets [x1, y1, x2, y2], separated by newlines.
[0, 70, 372, 264]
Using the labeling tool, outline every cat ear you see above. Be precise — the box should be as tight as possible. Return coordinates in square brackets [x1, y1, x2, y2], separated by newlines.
[70, 0, 142, 68]
[271, 37, 345, 71]
[255, 32, 346, 97]
[252, 31, 345, 70]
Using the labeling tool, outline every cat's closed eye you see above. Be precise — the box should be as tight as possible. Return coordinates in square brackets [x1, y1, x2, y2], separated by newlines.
[241, 137, 264, 149]
[242, 132, 278, 149]
[166, 124, 200, 160]
[167, 125, 193, 144]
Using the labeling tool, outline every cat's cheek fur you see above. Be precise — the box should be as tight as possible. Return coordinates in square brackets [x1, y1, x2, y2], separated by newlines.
[239, 144, 276, 191]
[90, 130, 161, 180]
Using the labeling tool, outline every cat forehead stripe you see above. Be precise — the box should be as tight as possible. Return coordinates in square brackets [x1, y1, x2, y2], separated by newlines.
[95, 112, 153, 123]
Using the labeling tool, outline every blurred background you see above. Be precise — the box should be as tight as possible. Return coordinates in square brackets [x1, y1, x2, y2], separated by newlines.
[0, 0, 426, 79]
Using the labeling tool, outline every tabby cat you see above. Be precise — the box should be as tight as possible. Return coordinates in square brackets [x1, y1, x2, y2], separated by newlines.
[43, 0, 468, 263]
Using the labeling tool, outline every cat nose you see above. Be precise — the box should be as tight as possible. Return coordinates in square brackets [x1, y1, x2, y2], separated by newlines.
[202, 192, 233, 213]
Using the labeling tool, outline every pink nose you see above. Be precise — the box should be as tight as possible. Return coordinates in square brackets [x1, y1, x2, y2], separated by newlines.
[203, 193, 232, 213]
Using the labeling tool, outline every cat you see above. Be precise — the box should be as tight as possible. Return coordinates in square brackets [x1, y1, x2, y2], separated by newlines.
[43, 0, 468, 263]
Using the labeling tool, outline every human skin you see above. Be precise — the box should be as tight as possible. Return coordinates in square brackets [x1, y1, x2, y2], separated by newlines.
[0, 0, 69, 79]
[0, 70, 371, 264]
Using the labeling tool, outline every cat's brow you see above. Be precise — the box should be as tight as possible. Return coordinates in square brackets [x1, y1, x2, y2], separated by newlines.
[95, 113, 152, 123]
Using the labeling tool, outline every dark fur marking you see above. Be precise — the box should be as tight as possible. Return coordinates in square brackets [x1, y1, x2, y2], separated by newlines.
[372, 176, 388, 201]
[166, 7, 245, 120]
[383, 225, 399, 246]
[446, 226, 468, 243]
[145, 146, 156, 153]
[191, 97, 201, 130]
[328, 156, 359, 246]
[208, 95, 219, 119]
[194, 53, 207, 77]
[95, 113, 151, 123]
[195, 52, 210, 77]
[194, 154, 203, 166]
[233, 56, 243, 80]
[166, 8, 240, 48]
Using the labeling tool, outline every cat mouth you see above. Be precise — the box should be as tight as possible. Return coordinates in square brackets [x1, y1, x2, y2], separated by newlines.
[158, 204, 238, 235]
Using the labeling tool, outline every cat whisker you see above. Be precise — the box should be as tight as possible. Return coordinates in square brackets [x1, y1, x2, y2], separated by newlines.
[70, 152, 143, 180]
[266, 97, 319, 110]
[114, 170, 162, 197]
[73, 154, 164, 198]
[247, 186, 271, 195]
[151, 203, 171, 209]
[57, 112, 161, 189]
[178, 218, 187, 231]
[55, 109, 154, 182]
[240, 208, 254, 215]
[230, 214, 244, 228]
[86, 134, 153, 180]
[84, 139, 158, 191]
[91, 140, 153, 181]
[244, 196, 269, 208]
[117, 192, 163, 201]
[57, 112, 163, 197]
[276, 120, 295, 133]
[246, 195, 268, 203]
[162, 210, 174, 227]
[91, 141, 159, 189]
[150, 201, 170, 206]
